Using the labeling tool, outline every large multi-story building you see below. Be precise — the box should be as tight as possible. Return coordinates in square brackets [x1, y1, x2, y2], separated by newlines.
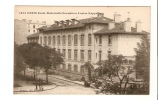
[14, 19, 46, 44]
[27, 13, 148, 80]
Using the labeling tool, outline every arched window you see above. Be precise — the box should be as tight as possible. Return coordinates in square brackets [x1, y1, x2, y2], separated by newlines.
[81, 34, 85, 46]
[53, 36, 56, 46]
[74, 35, 78, 46]
[88, 34, 92, 45]
[68, 35, 71, 46]
[58, 36, 60, 45]
[63, 35, 66, 46]
[48, 36, 51, 45]
[44, 36, 47, 45]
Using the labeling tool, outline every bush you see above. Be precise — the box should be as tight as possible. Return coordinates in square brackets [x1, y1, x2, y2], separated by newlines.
[84, 81, 91, 87]
[94, 81, 102, 89]
[47, 71, 55, 75]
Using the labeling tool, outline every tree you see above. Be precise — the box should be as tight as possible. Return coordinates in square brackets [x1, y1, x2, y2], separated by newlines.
[96, 54, 134, 94]
[134, 34, 150, 93]
[18, 42, 44, 80]
[14, 42, 25, 77]
[17, 42, 64, 83]
[41, 46, 64, 83]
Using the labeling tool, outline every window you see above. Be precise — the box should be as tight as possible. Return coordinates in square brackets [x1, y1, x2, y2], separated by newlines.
[88, 34, 92, 45]
[108, 35, 112, 45]
[80, 66, 84, 74]
[68, 35, 71, 46]
[80, 50, 84, 61]
[40, 37, 42, 44]
[48, 36, 51, 45]
[74, 50, 78, 60]
[58, 36, 60, 45]
[33, 25, 35, 28]
[81, 35, 85, 46]
[68, 49, 71, 60]
[68, 64, 71, 71]
[53, 36, 55, 46]
[88, 50, 91, 61]
[62, 36, 66, 46]
[28, 29, 30, 32]
[44, 36, 47, 45]
[89, 25, 91, 29]
[62, 49, 66, 58]
[99, 51, 102, 61]
[74, 65, 78, 72]
[99, 36, 102, 45]
[96, 53, 97, 59]
[58, 49, 60, 53]
[63, 64, 66, 70]
[33, 30, 35, 32]
[28, 24, 30, 28]
[108, 51, 111, 55]
[74, 35, 78, 46]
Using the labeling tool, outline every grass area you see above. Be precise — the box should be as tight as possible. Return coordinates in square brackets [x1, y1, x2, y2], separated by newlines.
[14, 83, 22, 87]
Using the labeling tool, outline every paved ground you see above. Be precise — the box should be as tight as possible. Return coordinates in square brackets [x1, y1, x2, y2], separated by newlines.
[14, 71, 96, 94]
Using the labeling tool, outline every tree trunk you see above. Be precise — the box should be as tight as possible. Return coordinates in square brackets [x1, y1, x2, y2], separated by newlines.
[124, 76, 129, 94]
[33, 66, 36, 80]
[24, 68, 25, 76]
[119, 81, 123, 94]
[46, 69, 48, 83]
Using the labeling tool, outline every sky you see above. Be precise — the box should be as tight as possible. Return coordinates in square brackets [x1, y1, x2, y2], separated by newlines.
[15, 6, 150, 32]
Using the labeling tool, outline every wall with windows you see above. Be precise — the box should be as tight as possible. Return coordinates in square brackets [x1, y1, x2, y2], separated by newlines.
[27, 21, 46, 35]
[38, 23, 105, 78]
[117, 34, 141, 56]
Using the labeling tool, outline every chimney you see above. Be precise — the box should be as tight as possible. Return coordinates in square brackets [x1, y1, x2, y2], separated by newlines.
[108, 21, 115, 30]
[22, 19, 26, 21]
[42, 21, 46, 25]
[97, 12, 104, 18]
[54, 21, 60, 26]
[124, 18, 131, 32]
[66, 20, 71, 26]
[71, 19, 78, 25]
[28, 20, 32, 23]
[114, 13, 121, 23]
[135, 20, 142, 32]
[60, 20, 65, 26]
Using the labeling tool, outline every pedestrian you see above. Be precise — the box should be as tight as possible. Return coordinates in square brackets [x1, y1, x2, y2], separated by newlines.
[38, 78, 41, 90]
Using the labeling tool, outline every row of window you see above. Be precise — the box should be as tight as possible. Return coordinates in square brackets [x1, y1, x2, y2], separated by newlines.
[96, 36, 112, 45]
[40, 34, 92, 46]
[41, 35, 112, 46]
[61, 49, 92, 61]
[59, 64, 85, 74]
[28, 24, 36, 28]
[61, 49, 111, 61]
[28, 29, 36, 33]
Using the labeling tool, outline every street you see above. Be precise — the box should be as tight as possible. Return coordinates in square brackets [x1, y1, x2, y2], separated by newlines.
[14, 71, 96, 94]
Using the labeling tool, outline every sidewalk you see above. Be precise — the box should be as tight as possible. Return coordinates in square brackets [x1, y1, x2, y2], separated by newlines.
[14, 79, 57, 93]
[49, 74, 84, 86]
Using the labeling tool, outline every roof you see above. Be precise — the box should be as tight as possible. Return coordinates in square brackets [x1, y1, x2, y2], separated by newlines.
[94, 23, 149, 35]
[27, 32, 39, 38]
[44, 17, 113, 32]
[37, 26, 48, 30]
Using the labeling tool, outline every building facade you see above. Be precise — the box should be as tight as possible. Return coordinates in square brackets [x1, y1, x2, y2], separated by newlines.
[27, 13, 147, 80]
[14, 19, 46, 44]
